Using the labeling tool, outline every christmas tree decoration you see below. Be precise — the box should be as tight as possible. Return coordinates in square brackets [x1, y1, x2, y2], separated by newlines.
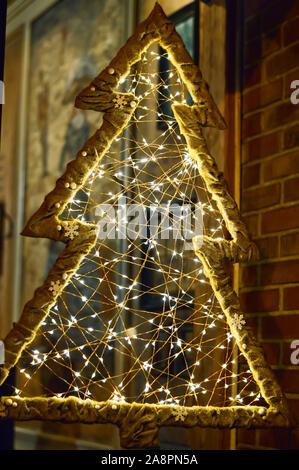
[0, 3, 292, 449]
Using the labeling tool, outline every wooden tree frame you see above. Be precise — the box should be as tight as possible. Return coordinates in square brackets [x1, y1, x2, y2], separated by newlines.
[0, 2, 292, 449]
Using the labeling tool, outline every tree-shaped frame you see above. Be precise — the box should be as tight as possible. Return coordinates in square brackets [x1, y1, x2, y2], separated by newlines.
[0, 2, 292, 449]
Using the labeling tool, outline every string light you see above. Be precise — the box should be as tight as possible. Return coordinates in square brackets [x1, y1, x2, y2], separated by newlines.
[14, 48, 261, 409]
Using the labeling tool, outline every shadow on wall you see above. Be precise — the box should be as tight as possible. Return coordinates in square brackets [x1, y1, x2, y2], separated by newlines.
[243, 0, 298, 89]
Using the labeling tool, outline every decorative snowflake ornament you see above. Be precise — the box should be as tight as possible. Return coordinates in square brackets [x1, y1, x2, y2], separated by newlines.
[172, 405, 188, 422]
[0, 2, 291, 451]
[49, 280, 62, 296]
[232, 313, 246, 331]
[113, 95, 127, 108]
[64, 223, 79, 240]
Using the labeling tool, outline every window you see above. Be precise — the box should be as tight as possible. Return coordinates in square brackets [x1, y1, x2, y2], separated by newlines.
[157, 1, 199, 129]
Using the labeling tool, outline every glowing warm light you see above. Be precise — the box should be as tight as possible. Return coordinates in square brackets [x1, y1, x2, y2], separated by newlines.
[15, 48, 260, 409]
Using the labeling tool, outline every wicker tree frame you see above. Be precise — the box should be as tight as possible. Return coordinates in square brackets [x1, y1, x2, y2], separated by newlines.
[0, 2, 292, 449]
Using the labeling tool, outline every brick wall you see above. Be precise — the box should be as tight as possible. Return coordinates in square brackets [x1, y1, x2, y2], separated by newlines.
[239, 0, 299, 449]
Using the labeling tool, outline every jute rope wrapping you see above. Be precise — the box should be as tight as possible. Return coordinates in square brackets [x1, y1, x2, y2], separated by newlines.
[0, 103, 137, 386]
[0, 397, 290, 449]
[0, 2, 292, 448]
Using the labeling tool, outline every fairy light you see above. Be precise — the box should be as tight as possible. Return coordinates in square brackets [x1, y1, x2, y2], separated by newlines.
[14, 48, 262, 409]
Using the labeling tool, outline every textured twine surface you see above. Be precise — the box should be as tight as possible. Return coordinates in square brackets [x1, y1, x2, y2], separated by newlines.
[0, 2, 292, 448]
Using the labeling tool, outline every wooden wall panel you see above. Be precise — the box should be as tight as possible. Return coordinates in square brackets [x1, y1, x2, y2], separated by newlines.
[0, 27, 23, 338]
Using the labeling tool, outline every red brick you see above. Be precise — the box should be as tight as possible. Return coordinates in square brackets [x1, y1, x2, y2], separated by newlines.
[281, 233, 299, 257]
[283, 16, 299, 46]
[262, 315, 299, 339]
[284, 124, 299, 150]
[244, 315, 258, 336]
[240, 265, 258, 287]
[275, 369, 299, 394]
[261, 341, 281, 365]
[259, 429, 291, 449]
[264, 100, 299, 130]
[246, 5, 294, 42]
[261, 0, 299, 33]
[262, 205, 299, 233]
[243, 79, 282, 114]
[242, 112, 262, 139]
[284, 176, 299, 202]
[261, 260, 299, 284]
[266, 43, 299, 79]
[244, 0, 299, 41]
[244, 214, 259, 237]
[240, 289, 279, 312]
[255, 236, 279, 259]
[243, 64, 262, 90]
[242, 183, 280, 212]
[264, 151, 299, 181]
[283, 340, 299, 365]
[244, 132, 280, 162]
[284, 286, 299, 310]
[244, 31, 281, 67]
[242, 164, 260, 188]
